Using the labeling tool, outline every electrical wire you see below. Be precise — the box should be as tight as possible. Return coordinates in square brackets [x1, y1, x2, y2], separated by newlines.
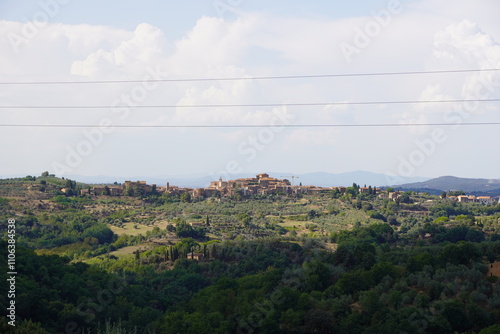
[1, 122, 500, 128]
[2, 98, 499, 109]
[0, 68, 498, 85]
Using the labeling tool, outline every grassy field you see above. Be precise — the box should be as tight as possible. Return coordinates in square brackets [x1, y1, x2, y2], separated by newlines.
[108, 221, 170, 236]
[278, 220, 308, 228]
[109, 244, 152, 256]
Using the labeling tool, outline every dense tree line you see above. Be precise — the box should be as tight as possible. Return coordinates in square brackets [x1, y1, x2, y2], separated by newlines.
[0, 212, 115, 259]
[2, 187, 500, 333]
[2, 227, 500, 333]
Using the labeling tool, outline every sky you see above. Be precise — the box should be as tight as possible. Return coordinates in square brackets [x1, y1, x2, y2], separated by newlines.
[0, 0, 499, 183]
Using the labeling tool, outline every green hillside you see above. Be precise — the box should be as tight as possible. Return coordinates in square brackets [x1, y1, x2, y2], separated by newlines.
[1, 179, 500, 333]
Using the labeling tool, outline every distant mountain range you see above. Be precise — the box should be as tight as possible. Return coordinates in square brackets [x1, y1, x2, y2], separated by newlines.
[395, 176, 500, 196]
[63, 171, 429, 188]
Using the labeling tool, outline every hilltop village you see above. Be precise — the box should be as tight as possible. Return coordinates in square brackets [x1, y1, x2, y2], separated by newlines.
[3, 172, 496, 205]
[84, 173, 340, 197]
[80, 173, 500, 204]
[83, 173, 379, 198]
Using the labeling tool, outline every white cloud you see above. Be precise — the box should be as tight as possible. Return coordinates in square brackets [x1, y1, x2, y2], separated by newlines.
[167, 15, 258, 75]
[432, 19, 500, 69]
[1, 2, 500, 178]
[428, 20, 500, 117]
[71, 23, 167, 77]
[286, 128, 340, 147]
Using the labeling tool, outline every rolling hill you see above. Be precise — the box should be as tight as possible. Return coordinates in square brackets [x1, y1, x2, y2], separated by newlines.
[395, 175, 500, 195]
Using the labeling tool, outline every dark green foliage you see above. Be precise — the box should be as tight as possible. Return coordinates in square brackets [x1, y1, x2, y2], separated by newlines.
[0, 197, 9, 209]
[2, 232, 500, 334]
[175, 219, 206, 239]
[331, 223, 394, 244]
[2, 188, 500, 333]
[0, 212, 115, 259]
[367, 210, 386, 221]
[180, 192, 191, 203]
[429, 201, 472, 218]
[422, 223, 485, 243]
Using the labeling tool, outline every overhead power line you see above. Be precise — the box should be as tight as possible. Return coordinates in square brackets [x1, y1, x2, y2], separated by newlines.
[0, 68, 499, 85]
[2, 98, 500, 109]
[1, 122, 500, 129]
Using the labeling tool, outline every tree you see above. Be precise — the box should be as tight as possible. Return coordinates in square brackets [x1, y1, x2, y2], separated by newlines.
[135, 249, 140, 263]
[232, 187, 244, 201]
[396, 192, 412, 204]
[211, 243, 217, 259]
[102, 186, 111, 196]
[479, 324, 500, 334]
[308, 210, 319, 220]
[203, 244, 208, 259]
[179, 238, 200, 257]
[455, 215, 475, 225]
[448, 190, 465, 196]
[238, 213, 252, 228]
[180, 192, 191, 203]
[65, 179, 76, 190]
[345, 187, 358, 198]
[303, 260, 333, 291]
[174, 220, 205, 239]
[367, 210, 386, 222]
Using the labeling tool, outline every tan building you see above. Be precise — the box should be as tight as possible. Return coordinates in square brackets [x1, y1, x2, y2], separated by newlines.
[456, 195, 496, 204]
[164, 182, 192, 196]
[191, 188, 205, 198]
[477, 196, 495, 204]
[389, 191, 402, 201]
[124, 181, 153, 194]
[186, 252, 204, 261]
[486, 262, 500, 277]
[457, 195, 474, 203]
[108, 186, 124, 196]
[336, 186, 347, 194]
[206, 173, 292, 197]
[358, 187, 380, 195]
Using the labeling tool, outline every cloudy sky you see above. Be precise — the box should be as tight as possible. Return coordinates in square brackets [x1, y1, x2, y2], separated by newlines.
[1, 0, 499, 182]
